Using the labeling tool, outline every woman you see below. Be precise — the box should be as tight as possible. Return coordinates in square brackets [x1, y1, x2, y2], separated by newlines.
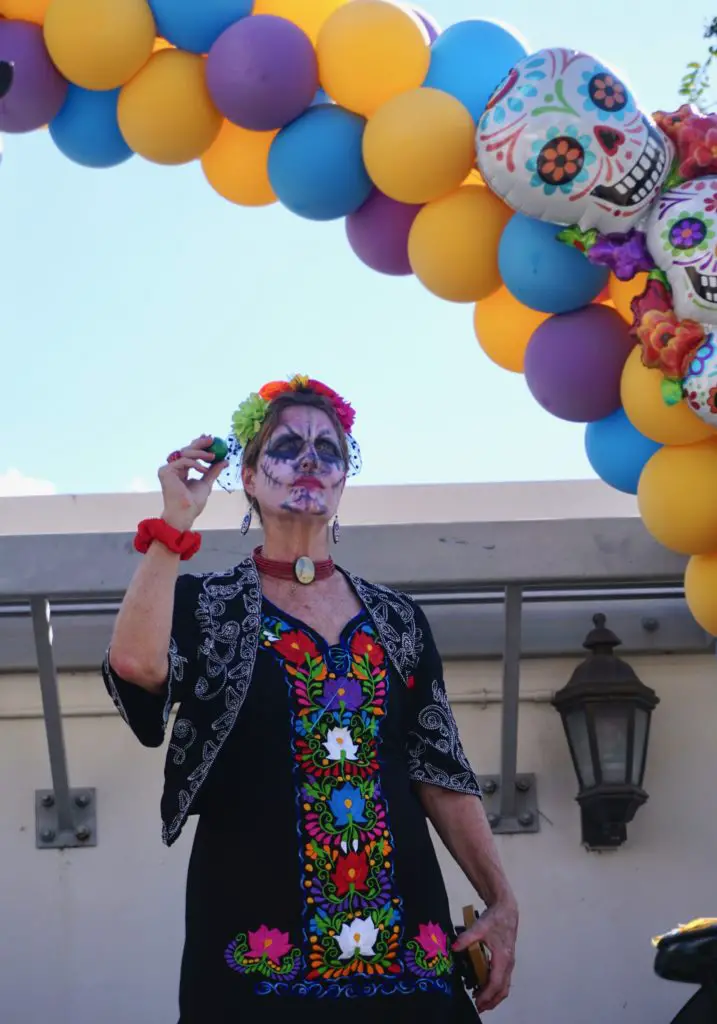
[104, 375, 518, 1023]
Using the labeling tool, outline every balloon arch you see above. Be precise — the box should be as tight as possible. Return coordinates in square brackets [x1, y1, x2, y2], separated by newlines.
[3, 0, 717, 631]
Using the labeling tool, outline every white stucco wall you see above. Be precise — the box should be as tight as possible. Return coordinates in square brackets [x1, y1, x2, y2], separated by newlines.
[1, 653, 714, 1024]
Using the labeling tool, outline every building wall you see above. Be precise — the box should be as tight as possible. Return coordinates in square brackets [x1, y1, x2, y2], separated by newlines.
[1, 653, 714, 1024]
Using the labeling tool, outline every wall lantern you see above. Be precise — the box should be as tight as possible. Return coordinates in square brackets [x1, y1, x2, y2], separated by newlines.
[552, 613, 660, 851]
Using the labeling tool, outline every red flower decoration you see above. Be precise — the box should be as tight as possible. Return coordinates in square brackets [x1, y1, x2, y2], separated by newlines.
[708, 387, 717, 416]
[350, 631, 384, 667]
[306, 378, 356, 434]
[406, 675, 416, 690]
[331, 851, 370, 896]
[629, 278, 672, 329]
[653, 106, 717, 182]
[636, 309, 705, 379]
[273, 629, 320, 666]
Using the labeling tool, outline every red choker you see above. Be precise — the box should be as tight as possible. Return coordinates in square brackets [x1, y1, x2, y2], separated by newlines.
[253, 546, 335, 586]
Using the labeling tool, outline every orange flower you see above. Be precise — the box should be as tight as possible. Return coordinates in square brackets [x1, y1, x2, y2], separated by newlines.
[259, 380, 293, 401]
[637, 309, 705, 379]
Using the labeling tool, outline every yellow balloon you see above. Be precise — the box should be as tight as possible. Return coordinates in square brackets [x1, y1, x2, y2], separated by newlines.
[685, 553, 717, 635]
[317, 0, 429, 117]
[474, 287, 549, 374]
[609, 272, 649, 322]
[44, 0, 155, 91]
[202, 122, 277, 207]
[638, 439, 717, 555]
[408, 185, 511, 303]
[253, 0, 347, 44]
[621, 346, 715, 446]
[363, 88, 475, 204]
[1, 0, 50, 24]
[118, 50, 222, 166]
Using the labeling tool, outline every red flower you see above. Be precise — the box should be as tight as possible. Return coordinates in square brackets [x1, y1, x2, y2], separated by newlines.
[406, 675, 416, 690]
[653, 107, 717, 182]
[351, 631, 384, 667]
[258, 380, 293, 401]
[636, 309, 705, 379]
[708, 387, 717, 415]
[629, 278, 672, 330]
[274, 629, 319, 666]
[331, 851, 369, 896]
[305, 379, 356, 433]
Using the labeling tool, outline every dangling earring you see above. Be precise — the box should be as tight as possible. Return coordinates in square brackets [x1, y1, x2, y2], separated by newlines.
[240, 507, 253, 536]
[332, 516, 340, 545]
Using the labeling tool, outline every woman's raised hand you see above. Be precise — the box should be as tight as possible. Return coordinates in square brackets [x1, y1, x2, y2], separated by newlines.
[157, 435, 228, 531]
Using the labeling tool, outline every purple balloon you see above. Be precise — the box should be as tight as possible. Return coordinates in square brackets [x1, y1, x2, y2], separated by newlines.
[413, 6, 440, 42]
[524, 305, 635, 423]
[0, 20, 67, 133]
[206, 15, 318, 132]
[346, 191, 422, 276]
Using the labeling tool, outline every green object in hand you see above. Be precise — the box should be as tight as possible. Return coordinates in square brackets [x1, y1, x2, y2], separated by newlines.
[209, 437, 229, 461]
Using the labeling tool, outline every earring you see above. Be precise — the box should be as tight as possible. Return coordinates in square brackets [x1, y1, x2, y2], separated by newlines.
[240, 507, 253, 536]
[332, 516, 340, 545]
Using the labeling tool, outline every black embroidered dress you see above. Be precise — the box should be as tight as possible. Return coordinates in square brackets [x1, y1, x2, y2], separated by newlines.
[103, 565, 481, 1024]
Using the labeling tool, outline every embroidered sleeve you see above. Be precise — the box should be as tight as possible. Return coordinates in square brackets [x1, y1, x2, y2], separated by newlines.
[405, 604, 482, 798]
[102, 573, 202, 748]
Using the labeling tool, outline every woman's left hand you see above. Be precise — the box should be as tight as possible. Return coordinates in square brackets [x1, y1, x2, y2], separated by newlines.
[452, 897, 518, 1013]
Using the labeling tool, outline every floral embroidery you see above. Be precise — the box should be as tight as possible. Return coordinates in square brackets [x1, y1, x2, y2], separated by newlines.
[406, 923, 453, 978]
[245, 613, 456, 996]
[225, 925, 302, 981]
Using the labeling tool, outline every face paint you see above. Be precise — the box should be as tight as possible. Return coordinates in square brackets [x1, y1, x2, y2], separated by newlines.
[250, 406, 347, 520]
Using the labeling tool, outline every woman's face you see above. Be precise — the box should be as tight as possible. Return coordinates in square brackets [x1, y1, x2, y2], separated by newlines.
[243, 405, 347, 522]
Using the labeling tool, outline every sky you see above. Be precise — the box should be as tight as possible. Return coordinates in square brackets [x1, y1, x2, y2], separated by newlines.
[0, 0, 713, 498]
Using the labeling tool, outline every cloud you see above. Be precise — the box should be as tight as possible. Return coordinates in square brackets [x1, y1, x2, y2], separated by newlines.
[0, 468, 57, 496]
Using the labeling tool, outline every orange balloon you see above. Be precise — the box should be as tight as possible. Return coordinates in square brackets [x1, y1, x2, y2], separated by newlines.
[685, 552, 717, 635]
[153, 37, 173, 52]
[408, 185, 511, 302]
[474, 287, 549, 373]
[638, 439, 717, 554]
[201, 122, 277, 207]
[253, 0, 347, 43]
[1, 0, 50, 23]
[118, 50, 222, 165]
[609, 272, 649, 322]
[621, 346, 716, 446]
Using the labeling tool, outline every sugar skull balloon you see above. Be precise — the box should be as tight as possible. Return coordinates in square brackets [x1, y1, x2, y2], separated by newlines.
[477, 48, 673, 235]
[645, 177, 717, 327]
[682, 334, 717, 427]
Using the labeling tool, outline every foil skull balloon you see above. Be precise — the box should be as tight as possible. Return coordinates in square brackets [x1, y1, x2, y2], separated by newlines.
[645, 177, 717, 326]
[476, 48, 673, 235]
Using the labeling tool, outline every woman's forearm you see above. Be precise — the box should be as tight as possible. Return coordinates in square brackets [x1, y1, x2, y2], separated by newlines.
[415, 783, 516, 908]
[108, 542, 181, 693]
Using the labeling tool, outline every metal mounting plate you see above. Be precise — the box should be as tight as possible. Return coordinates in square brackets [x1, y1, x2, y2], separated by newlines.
[35, 788, 97, 849]
[477, 774, 540, 834]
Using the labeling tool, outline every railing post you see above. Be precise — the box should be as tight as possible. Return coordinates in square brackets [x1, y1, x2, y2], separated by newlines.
[30, 596, 96, 849]
[477, 585, 539, 834]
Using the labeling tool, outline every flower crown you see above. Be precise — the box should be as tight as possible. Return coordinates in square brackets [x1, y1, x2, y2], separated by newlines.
[231, 374, 356, 449]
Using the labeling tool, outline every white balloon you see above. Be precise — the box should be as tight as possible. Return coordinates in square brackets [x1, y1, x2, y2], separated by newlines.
[476, 47, 673, 235]
[645, 176, 717, 328]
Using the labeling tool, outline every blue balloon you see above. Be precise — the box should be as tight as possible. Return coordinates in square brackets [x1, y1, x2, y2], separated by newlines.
[49, 85, 132, 169]
[499, 214, 609, 314]
[424, 20, 527, 122]
[268, 105, 372, 221]
[585, 408, 661, 495]
[311, 88, 333, 107]
[148, 0, 254, 54]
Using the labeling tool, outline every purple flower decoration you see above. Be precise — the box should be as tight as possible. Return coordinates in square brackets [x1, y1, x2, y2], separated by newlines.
[318, 677, 364, 711]
[587, 229, 655, 280]
[669, 217, 707, 249]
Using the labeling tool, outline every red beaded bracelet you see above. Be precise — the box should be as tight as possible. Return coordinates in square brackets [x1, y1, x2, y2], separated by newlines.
[134, 518, 202, 561]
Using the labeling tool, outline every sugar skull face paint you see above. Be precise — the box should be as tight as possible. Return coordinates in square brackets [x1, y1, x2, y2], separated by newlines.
[476, 48, 673, 234]
[645, 177, 717, 324]
[245, 406, 347, 521]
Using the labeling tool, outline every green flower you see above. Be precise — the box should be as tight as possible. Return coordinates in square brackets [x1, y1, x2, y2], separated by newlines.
[232, 393, 269, 448]
[557, 224, 599, 253]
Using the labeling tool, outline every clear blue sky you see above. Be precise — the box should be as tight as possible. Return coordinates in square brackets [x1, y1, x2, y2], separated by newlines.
[0, 0, 712, 496]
